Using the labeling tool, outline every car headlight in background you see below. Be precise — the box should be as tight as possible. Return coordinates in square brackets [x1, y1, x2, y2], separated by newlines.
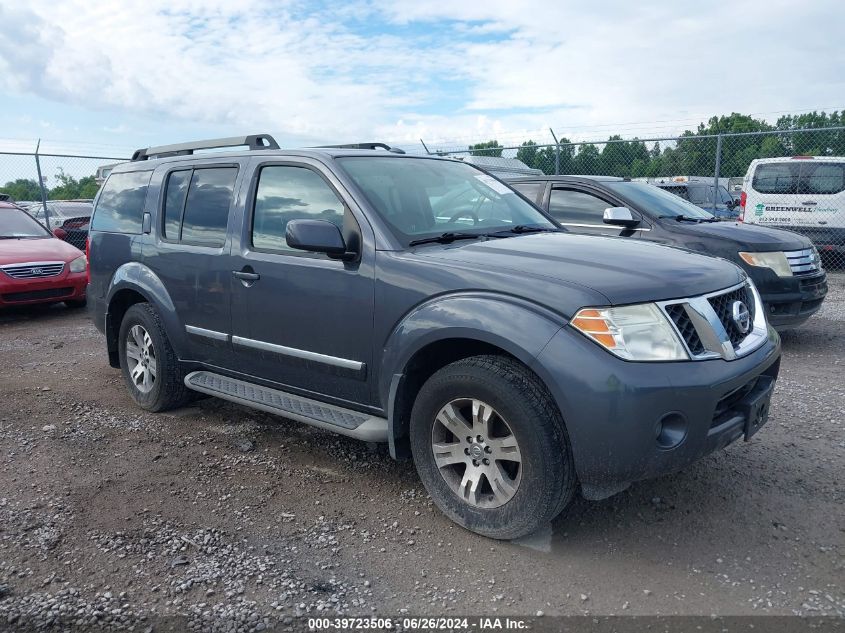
[738, 251, 792, 277]
[570, 303, 688, 361]
[69, 255, 87, 274]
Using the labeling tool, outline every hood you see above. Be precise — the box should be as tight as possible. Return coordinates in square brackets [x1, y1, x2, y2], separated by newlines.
[0, 237, 83, 266]
[409, 233, 745, 305]
[668, 220, 809, 251]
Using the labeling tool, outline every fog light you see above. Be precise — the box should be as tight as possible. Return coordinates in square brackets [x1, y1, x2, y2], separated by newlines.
[655, 412, 687, 450]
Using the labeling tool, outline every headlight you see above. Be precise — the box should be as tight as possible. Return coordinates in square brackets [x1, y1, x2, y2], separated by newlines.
[738, 251, 792, 277]
[69, 255, 87, 273]
[570, 303, 688, 361]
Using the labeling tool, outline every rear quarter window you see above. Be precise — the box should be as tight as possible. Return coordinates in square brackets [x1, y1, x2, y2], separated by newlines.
[91, 171, 153, 233]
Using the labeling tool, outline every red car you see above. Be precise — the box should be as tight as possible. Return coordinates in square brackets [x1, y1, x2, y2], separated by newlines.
[0, 202, 88, 308]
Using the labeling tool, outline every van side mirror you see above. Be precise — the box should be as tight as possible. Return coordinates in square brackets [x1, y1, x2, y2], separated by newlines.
[603, 207, 640, 228]
[286, 219, 354, 259]
[52, 228, 67, 239]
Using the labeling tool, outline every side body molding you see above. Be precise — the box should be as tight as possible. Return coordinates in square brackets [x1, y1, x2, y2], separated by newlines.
[379, 292, 566, 458]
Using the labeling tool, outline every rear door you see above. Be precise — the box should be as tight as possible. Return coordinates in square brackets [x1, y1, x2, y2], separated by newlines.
[145, 160, 244, 367]
[544, 185, 645, 238]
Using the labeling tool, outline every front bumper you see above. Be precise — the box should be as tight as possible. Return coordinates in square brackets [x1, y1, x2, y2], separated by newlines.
[0, 270, 87, 307]
[532, 325, 782, 500]
[748, 268, 828, 328]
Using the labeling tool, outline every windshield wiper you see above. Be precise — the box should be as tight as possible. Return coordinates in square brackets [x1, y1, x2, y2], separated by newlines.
[408, 232, 482, 247]
[657, 214, 717, 223]
[509, 225, 561, 233]
[484, 225, 561, 238]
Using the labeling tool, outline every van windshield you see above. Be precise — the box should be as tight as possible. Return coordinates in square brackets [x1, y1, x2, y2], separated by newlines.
[336, 157, 556, 245]
[605, 181, 714, 219]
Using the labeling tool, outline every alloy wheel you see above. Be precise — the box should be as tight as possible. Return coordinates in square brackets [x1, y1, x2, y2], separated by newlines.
[125, 324, 157, 393]
[430, 398, 522, 509]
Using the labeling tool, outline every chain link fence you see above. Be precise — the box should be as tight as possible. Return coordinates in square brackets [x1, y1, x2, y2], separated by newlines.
[427, 127, 845, 269]
[0, 151, 125, 251]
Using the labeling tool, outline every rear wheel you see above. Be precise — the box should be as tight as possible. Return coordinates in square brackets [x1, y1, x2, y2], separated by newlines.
[118, 303, 191, 412]
[410, 355, 576, 539]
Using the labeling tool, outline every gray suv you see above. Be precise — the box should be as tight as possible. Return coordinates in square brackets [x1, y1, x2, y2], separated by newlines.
[88, 135, 782, 539]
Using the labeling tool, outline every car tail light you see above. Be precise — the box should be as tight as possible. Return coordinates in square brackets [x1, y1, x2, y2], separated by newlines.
[85, 238, 91, 285]
[738, 191, 747, 222]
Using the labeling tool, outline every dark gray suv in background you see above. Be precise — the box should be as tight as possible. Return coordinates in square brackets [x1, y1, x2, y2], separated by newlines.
[88, 135, 781, 539]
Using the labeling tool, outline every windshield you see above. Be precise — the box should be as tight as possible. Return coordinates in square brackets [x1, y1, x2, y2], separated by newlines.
[336, 157, 555, 245]
[1, 208, 52, 238]
[605, 181, 715, 219]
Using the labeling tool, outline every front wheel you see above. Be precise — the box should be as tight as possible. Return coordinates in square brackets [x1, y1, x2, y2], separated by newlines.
[410, 355, 576, 539]
[118, 303, 191, 412]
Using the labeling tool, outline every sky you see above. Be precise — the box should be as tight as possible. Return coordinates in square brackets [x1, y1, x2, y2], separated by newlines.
[0, 0, 843, 157]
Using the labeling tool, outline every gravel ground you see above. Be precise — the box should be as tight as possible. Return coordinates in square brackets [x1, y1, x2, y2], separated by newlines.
[0, 274, 843, 630]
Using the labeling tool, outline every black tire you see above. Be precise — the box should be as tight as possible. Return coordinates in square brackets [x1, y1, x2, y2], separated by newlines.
[64, 298, 87, 308]
[118, 303, 191, 412]
[410, 355, 577, 539]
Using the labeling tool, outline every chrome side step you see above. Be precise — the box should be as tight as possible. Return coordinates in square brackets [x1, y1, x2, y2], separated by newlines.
[184, 371, 387, 442]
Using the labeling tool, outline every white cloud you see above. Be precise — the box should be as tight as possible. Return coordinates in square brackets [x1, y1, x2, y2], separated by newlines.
[0, 0, 842, 150]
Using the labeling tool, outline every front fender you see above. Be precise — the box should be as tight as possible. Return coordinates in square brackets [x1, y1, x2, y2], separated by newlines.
[380, 292, 565, 400]
[105, 262, 186, 358]
[380, 292, 565, 455]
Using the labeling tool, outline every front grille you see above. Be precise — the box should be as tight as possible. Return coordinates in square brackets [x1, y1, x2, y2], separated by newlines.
[784, 248, 821, 276]
[665, 304, 705, 355]
[708, 285, 756, 348]
[799, 275, 826, 291]
[0, 262, 65, 279]
[1, 287, 74, 302]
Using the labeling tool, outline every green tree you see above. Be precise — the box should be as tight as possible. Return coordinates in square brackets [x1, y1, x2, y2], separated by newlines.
[0, 178, 43, 201]
[572, 144, 601, 174]
[516, 140, 539, 168]
[48, 169, 100, 200]
[468, 140, 503, 157]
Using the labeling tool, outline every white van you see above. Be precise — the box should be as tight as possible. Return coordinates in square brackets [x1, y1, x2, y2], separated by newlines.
[741, 156, 845, 255]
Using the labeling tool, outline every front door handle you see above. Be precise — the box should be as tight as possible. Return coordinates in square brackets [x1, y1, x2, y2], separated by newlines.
[232, 269, 260, 286]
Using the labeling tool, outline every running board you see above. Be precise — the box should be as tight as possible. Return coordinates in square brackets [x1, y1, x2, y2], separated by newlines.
[184, 371, 388, 442]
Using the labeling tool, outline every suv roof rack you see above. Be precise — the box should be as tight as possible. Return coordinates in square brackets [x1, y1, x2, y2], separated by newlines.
[316, 142, 405, 154]
[131, 134, 280, 162]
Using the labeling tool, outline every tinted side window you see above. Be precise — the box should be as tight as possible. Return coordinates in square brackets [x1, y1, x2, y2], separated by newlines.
[91, 171, 152, 233]
[687, 186, 708, 204]
[509, 182, 543, 204]
[180, 168, 237, 247]
[548, 189, 609, 224]
[252, 166, 345, 253]
[753, 163, 799, 194]
[163, 170, 191, 240]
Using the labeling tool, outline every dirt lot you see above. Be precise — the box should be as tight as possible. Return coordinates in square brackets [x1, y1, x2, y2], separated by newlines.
[1, 275, 843, 631]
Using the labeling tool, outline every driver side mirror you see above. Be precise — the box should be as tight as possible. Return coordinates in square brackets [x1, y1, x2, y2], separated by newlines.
[286, 219, 356, 260]
[603, 207, 640, 228]
[52, 228, 67, 240]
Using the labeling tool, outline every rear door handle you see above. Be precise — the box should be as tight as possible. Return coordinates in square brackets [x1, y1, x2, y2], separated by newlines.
[232, 271, 260, 281]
